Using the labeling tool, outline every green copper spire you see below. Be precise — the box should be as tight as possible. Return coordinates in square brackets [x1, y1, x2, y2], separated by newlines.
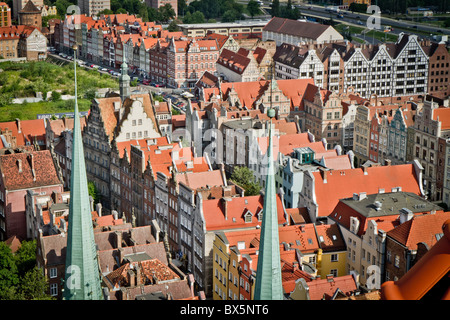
[254, 108, 283, 300]
[63, 45, 103, 300]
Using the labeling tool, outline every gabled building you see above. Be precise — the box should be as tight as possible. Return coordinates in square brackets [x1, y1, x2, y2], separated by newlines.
[263, 17, 343, 46]
[298, 161, 425, 223]
[384, 210, 450, 283]
[0, 148, 64, 240]
[329, 191, 442, 291]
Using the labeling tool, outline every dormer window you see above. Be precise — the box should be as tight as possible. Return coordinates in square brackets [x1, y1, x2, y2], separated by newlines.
[244, 210, 252, 223]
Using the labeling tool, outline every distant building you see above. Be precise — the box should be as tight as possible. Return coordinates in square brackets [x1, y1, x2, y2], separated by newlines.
[178, 20, 268, 39]
[145, 0, 177, 17]
[12, 0, 43, 20]
[263, 17, 344, 46]
[78, 0, 111, 18]
[0, 2, 12, 27]
[18, 0, 41, 30]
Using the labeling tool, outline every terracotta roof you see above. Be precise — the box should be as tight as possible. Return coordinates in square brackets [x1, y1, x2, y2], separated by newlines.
[315, 223, 346, 252]
[257, 133, 315, 159]
[94, 96, 121, 141]
[387, 211, 450, 251]
[5, 236, 21, 252]
[307, 275, 358, 300]
[312, 164, 422, 217]
[217, 48, 251, 75]
[203, 194, 285, 231]
[0, 150, 62, 191]
[176, 169, 225, 190]
[432, 107, 450, 131]
[381, 219, 450, 300]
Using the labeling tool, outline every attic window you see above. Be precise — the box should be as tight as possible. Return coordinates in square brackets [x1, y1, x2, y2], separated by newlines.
[319, 236, 324, 242]
[332, 235, 337, 241]
[307, 238, 313, 245]
[244, 210, 252, 223]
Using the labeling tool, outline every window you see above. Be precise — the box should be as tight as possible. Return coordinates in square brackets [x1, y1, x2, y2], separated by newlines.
[331, 254, 338, 262]
[50, 283, 58, 296]
[49, 267, 57, 278]
[394, 255, 400, 268]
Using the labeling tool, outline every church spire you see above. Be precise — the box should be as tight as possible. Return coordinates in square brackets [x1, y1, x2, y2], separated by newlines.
[63, 44, 103, 300]
[253, 107, 283, 300]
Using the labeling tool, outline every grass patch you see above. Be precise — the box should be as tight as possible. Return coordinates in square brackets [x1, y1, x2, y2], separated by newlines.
[0, 99, 92, 122]
[0, 60, 118, 122]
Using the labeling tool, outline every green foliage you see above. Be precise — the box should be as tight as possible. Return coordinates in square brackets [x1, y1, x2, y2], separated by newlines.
[271, 0, 280, 17]
[349, 3, 367, 13]
[444, 18, 450, 28]
[247, 0, 261, 18]
[168, 19, 180, 31]
[88, 181, 101, 204]
[183, 10, 206, 23]
[51, 91, 61, 102]
[0, 240, 53, 300]
[230, 166, 261, 196]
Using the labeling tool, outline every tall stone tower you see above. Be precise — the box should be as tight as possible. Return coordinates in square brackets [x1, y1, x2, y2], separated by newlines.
[63, 45, 103, 300]
[119, 53, 130, 102]
[253, 107, 284, 300]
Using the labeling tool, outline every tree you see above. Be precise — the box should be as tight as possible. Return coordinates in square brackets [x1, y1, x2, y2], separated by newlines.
[271, 0, 280, 17]
[88, 181, 101, 205]
[230, 166, 261, 196]
[191, 10, 206, 23]
[18, 267, 53, 300]
[247, 0, 261, 19]
[0, 242, 19, 299]
[51, 91, 61, 102]
[14, 240, 37, 277]
[167, 19, 180, 31]
[221, 9, 237, 22]
[178, 0, 188, 16]
[159, 3, 176, 22]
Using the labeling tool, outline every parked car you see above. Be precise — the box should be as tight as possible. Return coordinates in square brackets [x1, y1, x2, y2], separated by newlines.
[142, 79, 151, 85]
[155, 83, 165, 87]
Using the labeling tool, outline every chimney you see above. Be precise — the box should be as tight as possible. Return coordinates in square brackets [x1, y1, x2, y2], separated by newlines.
[385, 159, 391, 166]
[362, 166, 368, 175]
[112, 210, 119, 220]
[16, 118, 21, 133]
[28, 154, 36, 181]
[115, 231, 123, 249]
[96, 202, 102, 217]
[320, 167, 328, 183]
[118, 247, 124, 265]
[222, 197, 231, 220]
[292, 261, 299, 272]
[17, 159, 22, 173]
[135, 264, 142, 286]
[188, 274, 196, 298]
[127, 269, 136, 287]
[399, 208, 414, 224]
[89, 196, 94, 212]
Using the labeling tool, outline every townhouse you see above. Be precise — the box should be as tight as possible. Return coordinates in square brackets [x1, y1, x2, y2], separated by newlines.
[216, 48, 260, 83]
[298, 161, 425, 223]
[330, 191, 443, 291]
[212, 221, 347, 300]
[0, 148, 64, 240]
[410, 96, 450, 201]
[191, 192, 287, 296]
[384, 211, 450, 283]
[0, 25, 47, 60]
[166, 37, 220, 89]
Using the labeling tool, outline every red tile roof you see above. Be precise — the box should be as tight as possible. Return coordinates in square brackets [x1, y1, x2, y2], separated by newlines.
[203, 194, 285, 231]
[387, 211, 450, 251]
[312, 164, 422, 217]
[381, 219, 450, 300]
[0, 150, 62, 191]
[433, 107, 450, 130]
[307, 275, 358, 300]
[176, 169, 225, 190]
